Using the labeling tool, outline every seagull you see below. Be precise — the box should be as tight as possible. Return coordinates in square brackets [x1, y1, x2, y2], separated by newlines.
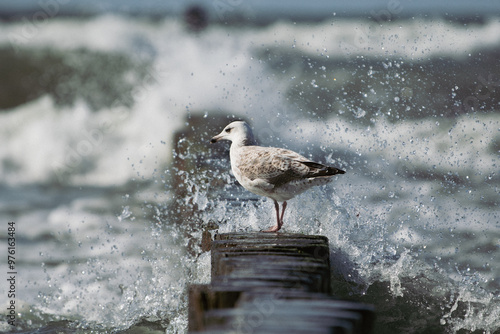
[210, 121, 345, 232]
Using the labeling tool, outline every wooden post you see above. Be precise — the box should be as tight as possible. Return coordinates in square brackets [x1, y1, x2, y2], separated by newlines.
[188, 232, 375, 333]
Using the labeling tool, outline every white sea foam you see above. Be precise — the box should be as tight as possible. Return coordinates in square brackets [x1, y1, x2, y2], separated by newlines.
[1, 15, 499, 186]
[6, 15, 498, 58]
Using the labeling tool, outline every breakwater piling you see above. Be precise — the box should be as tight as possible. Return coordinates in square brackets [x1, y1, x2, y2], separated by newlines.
[188, 232, 375, 333]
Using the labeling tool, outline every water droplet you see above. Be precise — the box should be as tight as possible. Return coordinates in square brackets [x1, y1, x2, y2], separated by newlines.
[353, 108, 366, 118]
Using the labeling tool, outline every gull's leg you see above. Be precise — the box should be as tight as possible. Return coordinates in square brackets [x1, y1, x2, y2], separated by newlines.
[263, 200, 281, 232]
[279, 201, 287, 228]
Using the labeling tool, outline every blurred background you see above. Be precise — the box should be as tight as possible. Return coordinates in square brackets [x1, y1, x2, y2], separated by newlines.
[0, 1, 499, 333]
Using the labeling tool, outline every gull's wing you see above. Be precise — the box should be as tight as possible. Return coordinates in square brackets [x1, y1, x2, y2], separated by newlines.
[236, 146, 343, 186]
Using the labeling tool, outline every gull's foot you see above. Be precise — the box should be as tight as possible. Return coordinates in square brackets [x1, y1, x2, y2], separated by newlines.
[262, 224, 281, 232]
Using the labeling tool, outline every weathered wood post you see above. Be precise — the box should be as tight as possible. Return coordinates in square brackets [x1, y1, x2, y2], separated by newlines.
[189, 232, 375, 333]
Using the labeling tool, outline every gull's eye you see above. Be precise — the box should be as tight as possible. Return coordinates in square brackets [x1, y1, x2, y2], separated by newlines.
[225, 127, 232, 133]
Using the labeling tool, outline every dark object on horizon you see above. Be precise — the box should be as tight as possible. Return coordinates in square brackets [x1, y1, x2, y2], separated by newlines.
[184, 6, 208, 31]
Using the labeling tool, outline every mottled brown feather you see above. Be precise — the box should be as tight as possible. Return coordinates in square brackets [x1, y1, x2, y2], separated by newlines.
[234, 146, 344, 187]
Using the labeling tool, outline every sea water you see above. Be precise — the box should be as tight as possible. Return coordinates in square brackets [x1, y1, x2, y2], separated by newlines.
[0, 11, 499, 334]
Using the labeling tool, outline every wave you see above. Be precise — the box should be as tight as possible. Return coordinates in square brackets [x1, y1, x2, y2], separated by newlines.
[0, 14, 498, 333]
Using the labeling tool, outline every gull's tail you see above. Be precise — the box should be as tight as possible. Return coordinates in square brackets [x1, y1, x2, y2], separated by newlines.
[301, 161, 346, 178]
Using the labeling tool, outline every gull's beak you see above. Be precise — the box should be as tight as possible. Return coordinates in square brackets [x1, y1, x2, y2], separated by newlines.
[210, 133, 223, 144]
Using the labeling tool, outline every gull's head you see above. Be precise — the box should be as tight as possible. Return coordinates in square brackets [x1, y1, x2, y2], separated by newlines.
[210, 121, 256, 146]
